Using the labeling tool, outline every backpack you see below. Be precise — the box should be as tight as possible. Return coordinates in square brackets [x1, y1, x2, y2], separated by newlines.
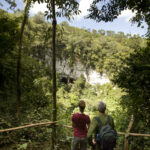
[95, 116, 117, 150]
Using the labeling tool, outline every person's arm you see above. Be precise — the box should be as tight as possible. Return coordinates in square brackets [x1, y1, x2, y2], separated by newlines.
[87, 118, 98, 145]
[72, 114, 76, 128]
[86, 116, 91, 129]
[110, 116, 115, 129]
[72, 121, 76, 128]
[87, 123, 90, 129]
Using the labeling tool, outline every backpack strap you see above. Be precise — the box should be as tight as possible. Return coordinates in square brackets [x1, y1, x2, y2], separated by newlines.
[94, 117, 103, 127]
[107, 115, 111, 125]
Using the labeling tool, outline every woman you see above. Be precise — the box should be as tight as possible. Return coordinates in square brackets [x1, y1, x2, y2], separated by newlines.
[71, 100, 90, 150]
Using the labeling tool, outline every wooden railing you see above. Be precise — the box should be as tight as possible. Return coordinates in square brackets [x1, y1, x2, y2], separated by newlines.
[0, 116, 150, 150]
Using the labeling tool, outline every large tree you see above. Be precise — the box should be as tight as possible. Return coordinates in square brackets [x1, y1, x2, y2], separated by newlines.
[1, 0, 32, 118]
[32, 0, 80, 149]
[17, 0, 31, 118]
[113, 42, 150, 125]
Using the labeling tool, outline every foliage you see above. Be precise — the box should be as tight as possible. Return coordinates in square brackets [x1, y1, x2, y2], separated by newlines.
[59, 22, 146, 78]
[113, 42, 150, 125]
[0, 0, 16, 9]
[0, 8, 149, 149]
[113, 41, 150, 149]
[0, 9, 20, 115]
[32, 0, 80, 20]
[87, 0, 150, 36]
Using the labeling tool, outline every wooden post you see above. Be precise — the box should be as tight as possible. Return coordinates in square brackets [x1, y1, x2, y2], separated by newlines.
[124, 115, 134, 150]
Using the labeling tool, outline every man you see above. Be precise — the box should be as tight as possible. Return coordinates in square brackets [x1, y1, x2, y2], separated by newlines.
[72, 100, 90, 150]
[87, 101, 116, 150]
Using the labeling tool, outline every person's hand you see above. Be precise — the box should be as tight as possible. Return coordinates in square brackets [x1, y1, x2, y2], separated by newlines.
[92, 139, 96, 145]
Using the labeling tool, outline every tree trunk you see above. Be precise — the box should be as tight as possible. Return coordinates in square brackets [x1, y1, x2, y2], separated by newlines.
[51, 0, 57, 149]
[17, 0, 30, 119]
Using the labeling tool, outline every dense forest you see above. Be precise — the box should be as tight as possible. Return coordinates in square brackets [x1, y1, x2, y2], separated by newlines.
[0, 0, 150, 150]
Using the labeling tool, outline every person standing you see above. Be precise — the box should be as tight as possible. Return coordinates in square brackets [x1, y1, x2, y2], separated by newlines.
[71, 100, 90, 150]
[87, 101, 116, 150]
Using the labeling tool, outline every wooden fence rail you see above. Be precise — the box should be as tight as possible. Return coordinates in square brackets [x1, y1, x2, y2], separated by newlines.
[0, 120, 59, 133]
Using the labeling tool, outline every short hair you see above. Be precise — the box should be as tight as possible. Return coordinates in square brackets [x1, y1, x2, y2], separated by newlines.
[78, 100, 86, 112]
[98, 101, 106, 113]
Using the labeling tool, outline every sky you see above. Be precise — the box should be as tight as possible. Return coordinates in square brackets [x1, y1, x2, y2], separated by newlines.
[1, 0, 148, 36]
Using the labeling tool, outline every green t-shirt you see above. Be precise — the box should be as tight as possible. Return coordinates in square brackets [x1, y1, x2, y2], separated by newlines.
[87, 112, 114, 149]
